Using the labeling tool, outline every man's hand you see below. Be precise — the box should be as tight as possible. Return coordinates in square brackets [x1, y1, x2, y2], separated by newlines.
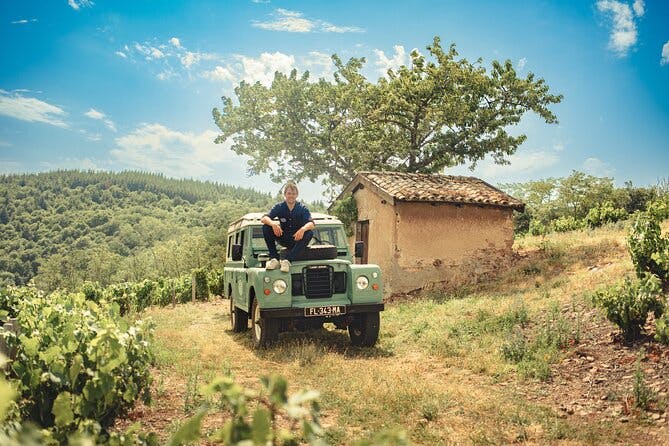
[272, 223, 283, 237]
[293, 228, 305, 241]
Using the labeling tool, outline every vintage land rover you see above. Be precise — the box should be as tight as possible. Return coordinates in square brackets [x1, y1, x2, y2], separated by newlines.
[224, 212, 384, 348]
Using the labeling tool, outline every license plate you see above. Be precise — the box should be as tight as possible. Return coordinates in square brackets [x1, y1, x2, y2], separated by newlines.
[304, 305, 346, 317]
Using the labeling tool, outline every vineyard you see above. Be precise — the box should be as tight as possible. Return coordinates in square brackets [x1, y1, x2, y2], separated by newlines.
[1, 199, 669, 444]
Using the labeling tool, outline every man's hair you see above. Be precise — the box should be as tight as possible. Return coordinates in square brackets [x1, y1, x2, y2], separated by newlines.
[283, 181, 299, 195]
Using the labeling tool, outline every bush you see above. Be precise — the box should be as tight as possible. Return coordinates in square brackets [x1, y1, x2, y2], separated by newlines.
[80, 281, 104, 303]
[551, 215, 584, 233]
[585, 202, 627, 228]
[208, 269, 225, 297]
[528, 219, 547, 236]
[330, 194, 357, 237]
[192, 268, 208, 301]
[592, 274, 664, 341]
[655, 312, 669, 345]
[2, 286, 154, 441]
[627, 202, 669, 288]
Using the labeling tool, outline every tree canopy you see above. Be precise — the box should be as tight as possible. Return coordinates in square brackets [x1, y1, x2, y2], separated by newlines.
[213, 36, 563, 190]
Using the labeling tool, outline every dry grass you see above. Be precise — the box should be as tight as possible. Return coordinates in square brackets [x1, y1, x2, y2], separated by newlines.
[116, 222, 669, 445]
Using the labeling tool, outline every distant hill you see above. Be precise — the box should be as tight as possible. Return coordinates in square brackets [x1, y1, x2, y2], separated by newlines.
[0, 170, 306, 290]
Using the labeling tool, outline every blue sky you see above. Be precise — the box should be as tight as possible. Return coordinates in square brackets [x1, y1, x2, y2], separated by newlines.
[1, 0, 668, 202]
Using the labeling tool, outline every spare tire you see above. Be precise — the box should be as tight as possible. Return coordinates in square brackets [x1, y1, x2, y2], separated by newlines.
[304, 245, 337, 260]
[279, 244, 338, 261]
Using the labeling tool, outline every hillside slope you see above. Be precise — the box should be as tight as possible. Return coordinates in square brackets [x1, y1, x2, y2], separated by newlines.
[0, 170, 280, 289]
[117, 221, 669, 445]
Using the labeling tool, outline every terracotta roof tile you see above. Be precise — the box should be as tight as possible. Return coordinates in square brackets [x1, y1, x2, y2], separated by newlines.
[357, 171, 524, 210]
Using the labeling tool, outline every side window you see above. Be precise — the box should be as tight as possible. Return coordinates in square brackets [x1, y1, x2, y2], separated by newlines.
[239, 229, 245, 251]
[227, 234, 233, 259]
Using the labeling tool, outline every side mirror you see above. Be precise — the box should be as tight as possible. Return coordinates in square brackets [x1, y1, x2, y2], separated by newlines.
[354, 241, 364, 258]
[231, 244, 243, 261]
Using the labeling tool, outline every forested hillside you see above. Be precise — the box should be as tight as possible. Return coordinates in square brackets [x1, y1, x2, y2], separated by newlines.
[0, 170, 305, 290]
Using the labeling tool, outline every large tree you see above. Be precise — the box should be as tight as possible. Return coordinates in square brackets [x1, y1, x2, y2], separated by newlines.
[213, 37, 562, 190]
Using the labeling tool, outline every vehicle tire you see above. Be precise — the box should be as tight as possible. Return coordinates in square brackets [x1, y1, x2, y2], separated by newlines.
[230, 298, 248, 332]
[303, 245, 337, 260]
[279, 244, 337, 261]
[348, 312, 380, 347]
[251, 299, 278, 348]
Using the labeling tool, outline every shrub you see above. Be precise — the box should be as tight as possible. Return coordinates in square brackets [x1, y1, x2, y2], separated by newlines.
[551, 215, 583, 233]
[585, 202, 627, 228]
[330, 194, 357, 237]
[528, 219, 547, 236]
[208, 269, 225, 297]
[655, 312, 669, 345]
[592, 274, 664, 341]
[192, 268, 208, 301]
[627, 202, 669, 287]
[80, 281, 104, 303]
[2, 287, 154, 441]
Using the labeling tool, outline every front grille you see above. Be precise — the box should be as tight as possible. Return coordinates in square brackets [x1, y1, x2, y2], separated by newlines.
[303, 265, 333, 299]
[292, 270, 346, 296]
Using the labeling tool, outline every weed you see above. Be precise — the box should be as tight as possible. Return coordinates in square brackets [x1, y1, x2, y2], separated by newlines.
[183, 367, 202, 413]
[501, 328, 527, 363]
[420, 400, 440, 422]
[539, 239, 567, 265]
[536, 301, 576, 349]
[632, 352, 654, 410]
[518, 353, 553, 382]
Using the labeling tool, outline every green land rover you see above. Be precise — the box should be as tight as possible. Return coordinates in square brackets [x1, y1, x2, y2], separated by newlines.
[224, 212, 384, 348]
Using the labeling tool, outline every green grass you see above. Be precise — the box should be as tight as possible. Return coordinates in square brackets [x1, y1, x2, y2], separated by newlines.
[121, 223, 669, 444]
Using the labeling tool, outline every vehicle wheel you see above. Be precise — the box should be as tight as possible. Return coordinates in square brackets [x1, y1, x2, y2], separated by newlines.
[348, 312, 380, 347]
[230, 298, 248, 332]
[304, 245, 337, 260]
[251, 299, 278, 348]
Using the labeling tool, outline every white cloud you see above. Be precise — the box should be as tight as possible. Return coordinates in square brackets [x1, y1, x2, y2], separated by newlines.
[181, 51, 200, 68]
[202, 66, 236, 83]
[157, 70, 177, 81]
[661, 41, 669, 66]
[169, 37, 182, 48]
[597, 0, 643, 56]
[374, 45, 408, 76]
[11, 19, 37, 24]
[444, 150, 560, 181]
[68, 0, 94, 10]
[134, 43, 165, 60]
[202, 51, 336, 85]
[39, 157, 102, 171]
[0, 90, 68, 128]
[253, 9, 363, 33]
[0, 140, 12, 147]
[0, 160, 22, 174]
[321, 23, 364, 33]
[303, 51, 335, 78]
[236, 52, 296, 85]
[84, 108, 116, 131]
[115, 51, 127, 58]
[110, 123, 230, 177]
[517, 57, 527, 70]
[582, 157, 615, 177]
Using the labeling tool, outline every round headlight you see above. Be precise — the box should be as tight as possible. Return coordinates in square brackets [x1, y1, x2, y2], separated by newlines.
[263, 276, 271, 283]
[372, 272, 378, 279]
[272, 279, 287, 294]
[356, 275, 369, 290]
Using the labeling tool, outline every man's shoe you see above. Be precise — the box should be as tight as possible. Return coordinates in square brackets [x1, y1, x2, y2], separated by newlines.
[266, 258, 280, 270]
[280, 259, 291, 273]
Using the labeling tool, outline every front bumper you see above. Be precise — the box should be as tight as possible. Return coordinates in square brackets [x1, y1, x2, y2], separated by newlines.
[260, 303, 384, 318]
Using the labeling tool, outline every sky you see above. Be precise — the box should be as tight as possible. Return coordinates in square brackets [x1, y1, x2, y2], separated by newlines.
[1, 0, 668, 202]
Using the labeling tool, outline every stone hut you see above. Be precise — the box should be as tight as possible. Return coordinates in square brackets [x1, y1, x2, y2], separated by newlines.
[334, 171, 524, 295]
